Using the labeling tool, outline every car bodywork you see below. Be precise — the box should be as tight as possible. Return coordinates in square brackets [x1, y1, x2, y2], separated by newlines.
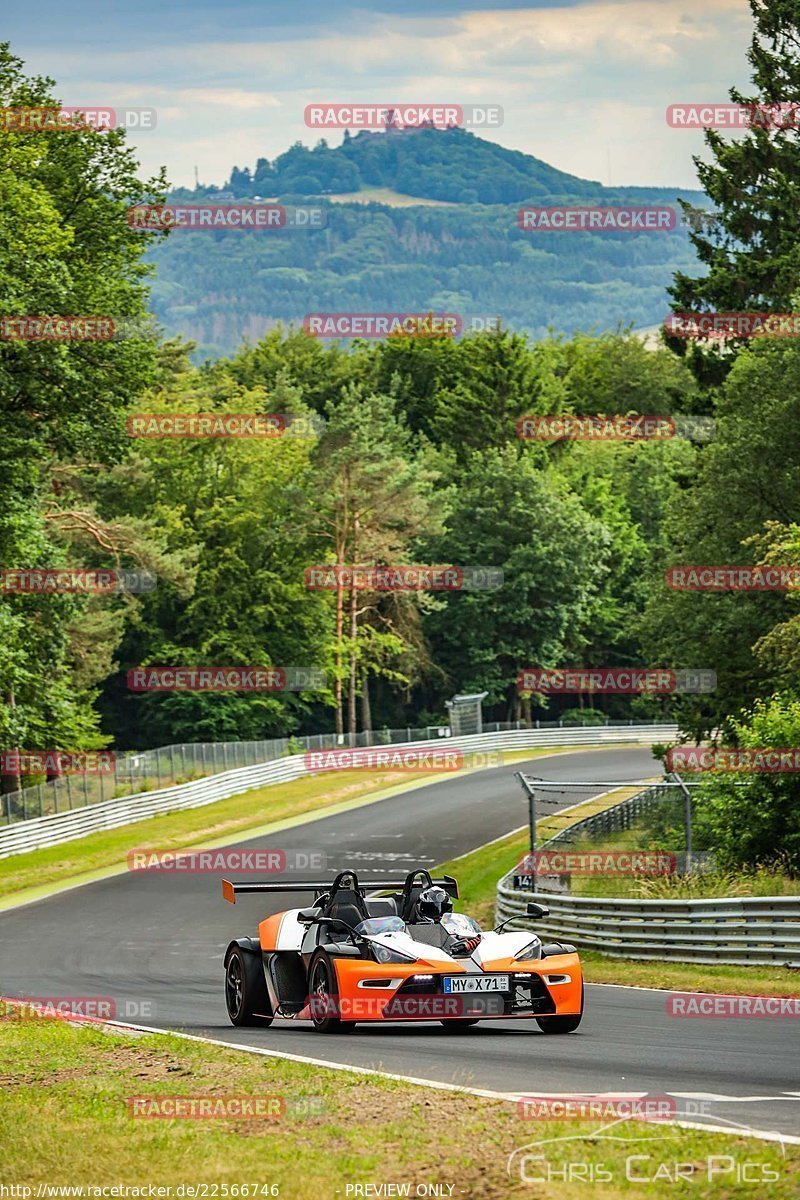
[222, 868, 583, 1033]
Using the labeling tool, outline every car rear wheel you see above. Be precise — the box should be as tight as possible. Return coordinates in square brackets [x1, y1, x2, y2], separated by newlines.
[225, 945, 273, 1027]
[309, 953, 356, 1034]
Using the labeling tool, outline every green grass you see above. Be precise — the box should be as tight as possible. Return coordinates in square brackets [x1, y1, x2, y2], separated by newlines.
[550, 820, 800, 900]
[2, 1013, 797, 1198]
[436, 827, 800, 996]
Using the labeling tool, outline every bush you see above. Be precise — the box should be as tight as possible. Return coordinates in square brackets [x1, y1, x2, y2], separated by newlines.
[560, 708, 608, 726]
[692, 694, 800, 873]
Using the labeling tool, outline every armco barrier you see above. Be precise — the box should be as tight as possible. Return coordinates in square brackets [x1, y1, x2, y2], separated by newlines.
[0, 724, 675, 858]
[494, 883, 800, 967]
[1, 718, 668, 822]
[496, 827, 800, 968]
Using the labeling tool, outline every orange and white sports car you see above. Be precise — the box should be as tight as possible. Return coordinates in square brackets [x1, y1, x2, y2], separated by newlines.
[222, 869, 584, 1034]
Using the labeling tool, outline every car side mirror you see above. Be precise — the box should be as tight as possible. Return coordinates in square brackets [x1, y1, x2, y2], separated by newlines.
[297, 908, 320, 924]
[527, 902, 550, 919]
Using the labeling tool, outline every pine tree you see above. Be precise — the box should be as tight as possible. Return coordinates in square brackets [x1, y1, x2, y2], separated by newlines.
[668, 0, 800, 382]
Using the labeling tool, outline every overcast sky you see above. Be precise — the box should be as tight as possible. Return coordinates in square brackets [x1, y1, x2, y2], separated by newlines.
[5, 0, 753, 191]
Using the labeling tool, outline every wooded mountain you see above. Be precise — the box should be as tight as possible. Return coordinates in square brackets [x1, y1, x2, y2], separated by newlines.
[151, 127, 707, 358]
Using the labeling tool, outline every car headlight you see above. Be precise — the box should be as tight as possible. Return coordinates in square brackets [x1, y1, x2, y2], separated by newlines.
[368, 940, 417, 965]
[514, 939, 542, 961]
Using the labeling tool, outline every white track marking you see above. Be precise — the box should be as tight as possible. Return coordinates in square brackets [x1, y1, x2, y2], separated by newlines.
[3, 998, 797, 1145]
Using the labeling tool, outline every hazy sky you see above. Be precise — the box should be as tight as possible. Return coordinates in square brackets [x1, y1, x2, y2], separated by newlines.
[5, 0, 753, 190]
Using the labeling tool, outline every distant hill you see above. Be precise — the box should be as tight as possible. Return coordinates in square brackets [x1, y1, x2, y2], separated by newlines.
[152, 127, 709, 358]
[173, 125, 707, 209]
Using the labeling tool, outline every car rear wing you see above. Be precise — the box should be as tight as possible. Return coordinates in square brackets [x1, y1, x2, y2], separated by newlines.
[222, 873, 458, 904]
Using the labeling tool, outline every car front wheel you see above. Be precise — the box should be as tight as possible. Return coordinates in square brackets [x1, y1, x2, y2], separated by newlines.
[225, 945, 273, 1027]
[536, 983, 584, 1034]
[309, 953, 356, 1034]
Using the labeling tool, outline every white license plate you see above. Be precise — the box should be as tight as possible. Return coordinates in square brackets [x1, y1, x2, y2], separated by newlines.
[443, 975, 509, 993]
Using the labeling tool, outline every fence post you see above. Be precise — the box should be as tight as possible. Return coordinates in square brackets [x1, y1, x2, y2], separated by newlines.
[672, 772, 693, 873]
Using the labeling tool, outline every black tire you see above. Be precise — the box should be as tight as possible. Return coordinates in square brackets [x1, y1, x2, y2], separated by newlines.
[309, 953, 356, 1034]
[536, 982, 584, 1034]
[225, 945, 273, 1027]
[440, 1019, 480, 1030]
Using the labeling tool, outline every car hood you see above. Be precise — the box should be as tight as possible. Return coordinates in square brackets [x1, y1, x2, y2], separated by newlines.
[368, 928, 541, 968]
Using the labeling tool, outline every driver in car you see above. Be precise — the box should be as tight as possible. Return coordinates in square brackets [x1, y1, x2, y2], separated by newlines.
[413, 886, 482, 954]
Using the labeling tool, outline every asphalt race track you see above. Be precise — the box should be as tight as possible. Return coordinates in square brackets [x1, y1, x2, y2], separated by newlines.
[1, 746, 798, 1140]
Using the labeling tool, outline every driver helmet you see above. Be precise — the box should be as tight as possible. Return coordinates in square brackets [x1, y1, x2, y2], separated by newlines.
[416, 886, 453, 923]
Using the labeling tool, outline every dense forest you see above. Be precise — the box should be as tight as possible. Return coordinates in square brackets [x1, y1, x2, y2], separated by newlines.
[2, 0, 800, 873]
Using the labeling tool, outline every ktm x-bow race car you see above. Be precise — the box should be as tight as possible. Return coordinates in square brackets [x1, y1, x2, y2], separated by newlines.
[222, 869, 584, 1033]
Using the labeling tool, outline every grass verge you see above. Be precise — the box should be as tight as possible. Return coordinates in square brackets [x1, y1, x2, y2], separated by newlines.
[0, 746, 586, 905]
[1, 1014, 797, 1198]
[557, 824, 800, 899]
[0, 769, 441, 902]
[435, 827, 800, 996]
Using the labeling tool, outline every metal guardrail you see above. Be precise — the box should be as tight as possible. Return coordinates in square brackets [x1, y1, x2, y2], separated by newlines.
[0, 724, 676, 859]
[495, 884, 800, 967]
[0, 717, 664, 825]
[496, 783, 800, 966]
[540, 784, 671, 846]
